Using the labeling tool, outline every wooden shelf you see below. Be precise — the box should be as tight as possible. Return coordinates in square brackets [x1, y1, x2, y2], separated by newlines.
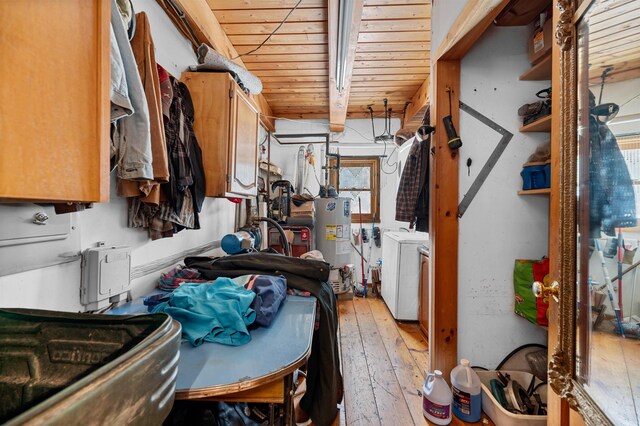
[522, 161, 551, 167]
[518, 188, 551, 195]
[520, 115, 551, 132]
[520, 55, 552, 81]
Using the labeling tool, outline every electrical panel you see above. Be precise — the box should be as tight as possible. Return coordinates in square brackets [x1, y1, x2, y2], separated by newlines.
[81, 246, 131, 311]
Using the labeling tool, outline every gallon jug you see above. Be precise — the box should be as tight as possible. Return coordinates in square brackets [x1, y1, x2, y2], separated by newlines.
[422, 370, 453, 425]
[450, 358, 482, 422]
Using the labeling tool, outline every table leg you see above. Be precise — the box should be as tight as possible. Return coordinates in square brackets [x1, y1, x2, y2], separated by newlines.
[283, 373, 294, 425]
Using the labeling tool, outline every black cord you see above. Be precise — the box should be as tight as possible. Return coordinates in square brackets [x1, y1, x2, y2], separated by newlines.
[380, 138, 398, 175]
[231, 0, 304, 60]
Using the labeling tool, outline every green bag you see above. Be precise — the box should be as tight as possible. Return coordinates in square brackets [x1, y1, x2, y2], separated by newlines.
[513, 258, 550, 327]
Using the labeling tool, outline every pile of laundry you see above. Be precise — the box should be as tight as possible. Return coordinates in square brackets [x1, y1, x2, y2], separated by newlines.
[147, 265, 287, 346]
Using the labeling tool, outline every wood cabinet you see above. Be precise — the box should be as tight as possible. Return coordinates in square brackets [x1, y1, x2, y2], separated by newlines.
[419, 250, 430, 338]
[182, 72, 259, 198]
[0, 0, 110, 202]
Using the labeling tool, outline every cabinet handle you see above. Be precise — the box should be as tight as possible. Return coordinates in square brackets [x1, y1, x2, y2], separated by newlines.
[33, 212, 49, 225]
[532, 280, 559, 302]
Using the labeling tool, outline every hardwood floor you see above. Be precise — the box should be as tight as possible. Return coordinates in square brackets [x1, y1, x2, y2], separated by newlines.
[339, 297, 426, 426]
[335, 296, 489, 426]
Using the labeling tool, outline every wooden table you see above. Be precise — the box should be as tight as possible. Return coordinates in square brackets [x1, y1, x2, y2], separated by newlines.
[109, 294, 316, 424]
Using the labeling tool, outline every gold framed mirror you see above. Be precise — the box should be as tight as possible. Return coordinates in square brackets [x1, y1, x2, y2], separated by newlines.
[553, 1, 640, 424]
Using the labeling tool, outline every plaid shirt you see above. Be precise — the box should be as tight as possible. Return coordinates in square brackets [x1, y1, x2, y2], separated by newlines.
[157, 265, 210, 291]
[396, 109, 430, 230]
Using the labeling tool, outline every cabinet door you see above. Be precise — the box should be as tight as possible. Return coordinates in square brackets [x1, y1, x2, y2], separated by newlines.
[419, 253, 429, 338]
[0, 0, 110, 202]
[228, 85, 259, 196]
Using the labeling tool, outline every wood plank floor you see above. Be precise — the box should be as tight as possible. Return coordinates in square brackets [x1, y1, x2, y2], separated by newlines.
[334, 296, 489, 426]
[586, 331, 640, 426]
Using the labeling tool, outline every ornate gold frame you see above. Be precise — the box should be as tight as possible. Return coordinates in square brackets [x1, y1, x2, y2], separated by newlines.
[550, 0, 614, 424]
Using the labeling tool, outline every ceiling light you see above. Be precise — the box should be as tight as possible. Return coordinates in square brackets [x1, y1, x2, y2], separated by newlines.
[336, 0, 353, 92]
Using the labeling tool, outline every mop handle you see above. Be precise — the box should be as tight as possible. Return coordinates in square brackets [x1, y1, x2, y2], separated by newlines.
[595, 240, 625, 337]
[595, 240, 621, 311]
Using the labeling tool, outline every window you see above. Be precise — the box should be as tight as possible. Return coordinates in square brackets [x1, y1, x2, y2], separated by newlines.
[618, 133, 640, 225]
[330, 157, 380, 223]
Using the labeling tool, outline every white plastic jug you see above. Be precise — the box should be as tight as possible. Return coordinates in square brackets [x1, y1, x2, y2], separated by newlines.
[450, 358, 482, 422]
[422, 370, 453, 425]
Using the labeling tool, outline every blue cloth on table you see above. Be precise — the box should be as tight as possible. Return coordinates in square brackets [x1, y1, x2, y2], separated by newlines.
[152, 278, 256, 346]
[231, 275, 287, 327]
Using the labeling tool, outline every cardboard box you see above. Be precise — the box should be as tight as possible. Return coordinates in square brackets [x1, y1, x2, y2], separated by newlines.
[528, 17, 552, 65]
[290, 201, 315, 218]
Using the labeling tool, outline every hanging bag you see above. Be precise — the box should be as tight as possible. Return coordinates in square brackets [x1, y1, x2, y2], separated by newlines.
[513, 258, 550, 327]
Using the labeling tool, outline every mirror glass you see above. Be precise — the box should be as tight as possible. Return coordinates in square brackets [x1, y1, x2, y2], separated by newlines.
[576, 1, 640, 425]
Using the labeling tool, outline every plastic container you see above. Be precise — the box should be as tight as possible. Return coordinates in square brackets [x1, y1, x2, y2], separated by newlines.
[450, 359, 482, 422]
[422, 370, 453, 425]
[520, 164, 547, 190]
[476, 370, 547, 426]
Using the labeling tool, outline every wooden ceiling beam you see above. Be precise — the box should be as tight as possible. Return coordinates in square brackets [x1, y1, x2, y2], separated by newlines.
[158, 0, 274, 131]
[328, 0, 365, 132]
[403, 78, 429, 130]
[208, 0, 326, 9]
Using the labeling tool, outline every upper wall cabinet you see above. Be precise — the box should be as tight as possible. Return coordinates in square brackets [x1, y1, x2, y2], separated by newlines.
[182, 72, 259, 198]
[0, 0, 110, 202]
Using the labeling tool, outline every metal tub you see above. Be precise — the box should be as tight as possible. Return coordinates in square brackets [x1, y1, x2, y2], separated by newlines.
[0, 309, 181, 425]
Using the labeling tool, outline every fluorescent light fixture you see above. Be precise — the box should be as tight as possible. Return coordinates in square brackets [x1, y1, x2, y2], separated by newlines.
[336, 0, 353, 92]
[608, 113, 640, 126]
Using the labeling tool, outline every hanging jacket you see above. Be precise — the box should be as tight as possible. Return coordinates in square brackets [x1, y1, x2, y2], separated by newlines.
[589, 114, 636, 237]
[118, 12, 170, 204]
[109, 0, 153, 181]
[163, 77, 206, 217]
[396, 107, 431, 231]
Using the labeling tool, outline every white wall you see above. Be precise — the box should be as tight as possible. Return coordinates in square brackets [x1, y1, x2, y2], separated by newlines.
[457, 25, 549, 367]
[270, 118, 409, 281]
[432, 0, 549, 368]
[597, 77, 640, 136]
[0, 0, 233, 312]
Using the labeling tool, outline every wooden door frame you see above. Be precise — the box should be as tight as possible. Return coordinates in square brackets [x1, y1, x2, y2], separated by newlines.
[428, 0, 513, 381]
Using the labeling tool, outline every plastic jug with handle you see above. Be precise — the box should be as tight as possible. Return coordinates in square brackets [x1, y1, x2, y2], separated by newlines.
[450, 358, 482, 422]
[422, 370, 453, 425]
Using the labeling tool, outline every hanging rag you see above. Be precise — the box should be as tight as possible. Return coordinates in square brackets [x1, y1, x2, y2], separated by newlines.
[153, 279, 256, 346]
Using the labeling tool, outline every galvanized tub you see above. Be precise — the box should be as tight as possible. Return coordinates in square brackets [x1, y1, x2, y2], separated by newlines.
[0, 308, 181, 425]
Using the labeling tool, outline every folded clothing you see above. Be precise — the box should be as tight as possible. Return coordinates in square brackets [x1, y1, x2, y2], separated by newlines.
[158, 264, 210, 291]
[153, 279, 256, 346]
[232, 275, 287, 327]
[191, 44, 263, 94]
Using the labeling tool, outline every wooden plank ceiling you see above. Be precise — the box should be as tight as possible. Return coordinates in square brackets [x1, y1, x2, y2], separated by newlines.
[207, 0, 430, 124]
[587, 0, 640, 85]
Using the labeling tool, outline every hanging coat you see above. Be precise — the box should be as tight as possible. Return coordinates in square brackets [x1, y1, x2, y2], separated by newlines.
[589, 114, 636, 237]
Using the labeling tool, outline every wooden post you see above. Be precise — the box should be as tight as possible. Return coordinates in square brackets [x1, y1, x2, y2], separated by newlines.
[429, 59, 460, 379]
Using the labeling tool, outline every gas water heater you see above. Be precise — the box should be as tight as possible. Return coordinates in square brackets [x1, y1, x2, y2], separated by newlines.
[314, 197, 354, 293]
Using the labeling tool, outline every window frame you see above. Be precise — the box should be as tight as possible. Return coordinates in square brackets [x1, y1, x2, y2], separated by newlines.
[330, 156, 381, 223]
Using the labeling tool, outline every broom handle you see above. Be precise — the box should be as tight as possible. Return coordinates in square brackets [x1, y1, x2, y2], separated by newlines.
[595, 239, 625, 337]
